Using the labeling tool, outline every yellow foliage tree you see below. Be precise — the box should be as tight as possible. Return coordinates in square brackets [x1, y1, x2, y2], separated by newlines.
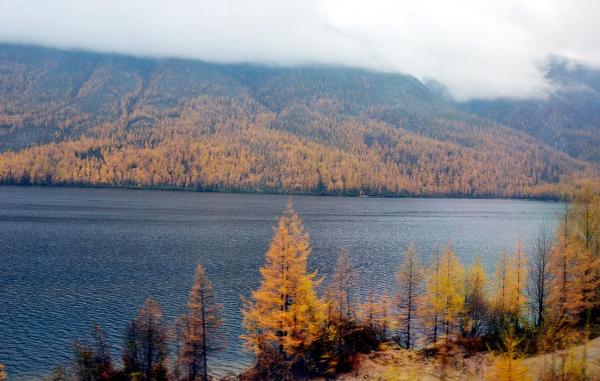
[242, 205, 326, 361]
[491, 243, 528, 329]
[512, 242, 528, 323]
[463, 256, 488, 338]
[395, 243, 424, 349]
[176, 264, 223, 381]
[547, 205, 598, 328]
[324, 248, 358, 367]
[419, 245, 465, 345]
[418, 247, 442, 346]
[568, 188, 600, 318]
[487, 328, 531, 381]
[439, 246, 466, 343]
[326, 248, 357, 323]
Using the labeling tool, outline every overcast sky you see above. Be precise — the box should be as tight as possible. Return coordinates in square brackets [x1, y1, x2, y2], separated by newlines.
[1, 0, 599, 100]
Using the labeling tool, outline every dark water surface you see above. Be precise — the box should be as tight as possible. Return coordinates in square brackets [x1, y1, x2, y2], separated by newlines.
[0, 187, 562, 379]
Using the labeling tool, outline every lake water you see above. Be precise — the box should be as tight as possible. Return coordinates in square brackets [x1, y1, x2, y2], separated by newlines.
[0, 186, 562, 379]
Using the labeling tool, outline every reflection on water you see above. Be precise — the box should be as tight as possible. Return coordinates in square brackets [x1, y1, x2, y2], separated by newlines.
[0, 186, 561, 379]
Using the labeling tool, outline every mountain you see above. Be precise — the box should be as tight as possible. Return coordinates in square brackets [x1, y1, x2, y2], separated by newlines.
[0, 44, 595, 198]
[461, 57, 600, 164]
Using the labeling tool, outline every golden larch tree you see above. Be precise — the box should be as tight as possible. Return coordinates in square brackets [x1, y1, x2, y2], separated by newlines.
[419, 245, 465, 345]
[395, 243, 424, 349]
[548, 195, 600, 329]
[487, 328, 531, 381]
[324, 248, 358, 366]
[176, 264, 224, 381]
[242, 205, 326, 361]
[418, 246, 443, 346]
[511, 241, 528, 327]
[548, 206, 591, 327]
[438, 246, 466, 343]
[491, 244, 528, 330]
[492, 252, 510, 325]
[326, 248, 357, 323]
[463, 256, 488, 338]
[123, 298, 168, 381]
[568, 188, 600, 320]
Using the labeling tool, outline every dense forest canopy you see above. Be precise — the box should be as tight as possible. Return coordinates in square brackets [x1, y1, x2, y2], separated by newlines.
[0, 44, 598, 198]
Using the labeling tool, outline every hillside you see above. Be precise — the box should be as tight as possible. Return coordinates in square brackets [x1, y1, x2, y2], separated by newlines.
[331, 338, 600, 380]
[0, 44, 596, 198]
[461, 57, 600, 164]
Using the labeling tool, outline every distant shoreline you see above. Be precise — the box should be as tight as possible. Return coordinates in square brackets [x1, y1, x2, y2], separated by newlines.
[0, 183, 563, 202]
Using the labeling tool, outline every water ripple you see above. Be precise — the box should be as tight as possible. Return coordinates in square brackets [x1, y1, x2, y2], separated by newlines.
[0, 186, 561, 379]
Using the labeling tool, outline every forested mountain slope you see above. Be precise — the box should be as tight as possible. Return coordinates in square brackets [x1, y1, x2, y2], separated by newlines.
[461, 57, 600, 164]
[0, 44, 595, 198]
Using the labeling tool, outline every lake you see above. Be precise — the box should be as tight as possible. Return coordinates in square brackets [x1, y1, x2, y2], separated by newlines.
[0, 186, 562, 379]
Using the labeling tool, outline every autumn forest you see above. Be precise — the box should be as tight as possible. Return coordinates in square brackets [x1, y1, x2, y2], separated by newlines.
[0, 44, 598, 199]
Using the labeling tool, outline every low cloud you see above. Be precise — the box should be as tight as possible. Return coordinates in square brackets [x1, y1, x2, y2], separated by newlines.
[1, 0, 599, 100]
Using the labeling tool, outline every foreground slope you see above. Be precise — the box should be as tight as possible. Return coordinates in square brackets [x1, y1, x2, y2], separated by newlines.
[0, 44, 595, 197]
[331, 338, 600, 380]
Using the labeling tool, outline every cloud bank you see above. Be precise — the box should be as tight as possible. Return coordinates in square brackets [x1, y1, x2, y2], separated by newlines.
[1, 0, 599, 100]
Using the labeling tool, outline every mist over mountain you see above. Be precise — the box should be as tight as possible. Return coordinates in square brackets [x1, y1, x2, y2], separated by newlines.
[461, 57, 600, 164]
[3, 1, 600, 100]
[0, 44, 596, 198]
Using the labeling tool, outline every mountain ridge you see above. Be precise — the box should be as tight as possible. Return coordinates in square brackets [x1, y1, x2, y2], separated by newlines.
[460, 56, 600, 164]
[0, 43, 596, 198]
